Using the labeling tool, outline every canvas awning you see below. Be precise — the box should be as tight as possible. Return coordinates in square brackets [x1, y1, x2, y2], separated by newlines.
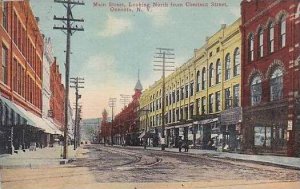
[138, 131, 146, 139]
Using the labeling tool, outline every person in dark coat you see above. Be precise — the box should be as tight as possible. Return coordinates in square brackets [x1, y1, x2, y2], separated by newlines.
[178, 138, 183, 152]
[184, 140, 189, 152]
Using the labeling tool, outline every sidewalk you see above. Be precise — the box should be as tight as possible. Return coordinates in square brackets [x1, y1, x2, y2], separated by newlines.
[122, 145, 300, 170]
[0, 145, 80, 168]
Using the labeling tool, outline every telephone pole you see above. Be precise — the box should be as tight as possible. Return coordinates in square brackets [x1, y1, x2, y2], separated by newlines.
[120, 94, 131, 107]
[70, 77, 84, 149]
[153, 48, 175, 151]
[53, 0, 84, 159]
[109, 98, 117, 146]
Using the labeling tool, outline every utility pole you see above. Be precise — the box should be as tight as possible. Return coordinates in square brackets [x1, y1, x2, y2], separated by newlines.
[120, 94, 131, 107]
[108, 98, 117, 146]
[70, 77, 84, 149]
[53, 0, 84, 159]
[154, 48, 175, 151]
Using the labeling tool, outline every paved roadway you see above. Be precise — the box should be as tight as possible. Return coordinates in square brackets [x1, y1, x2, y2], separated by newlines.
[1, 144, 300, 189]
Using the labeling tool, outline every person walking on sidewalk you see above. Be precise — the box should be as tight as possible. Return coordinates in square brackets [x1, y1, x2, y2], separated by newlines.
[184, 140, 189, 152]
[178, 137, 183, 152]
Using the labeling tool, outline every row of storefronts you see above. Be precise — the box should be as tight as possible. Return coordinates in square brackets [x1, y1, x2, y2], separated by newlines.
[0, 96, 62, 154]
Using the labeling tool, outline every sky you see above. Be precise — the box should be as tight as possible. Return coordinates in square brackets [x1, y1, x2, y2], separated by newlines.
[30, 0, 241, 119]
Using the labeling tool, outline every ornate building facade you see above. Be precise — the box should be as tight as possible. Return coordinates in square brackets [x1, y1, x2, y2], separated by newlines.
[240, 0, 300, 156]
[139, 19, 241, 150]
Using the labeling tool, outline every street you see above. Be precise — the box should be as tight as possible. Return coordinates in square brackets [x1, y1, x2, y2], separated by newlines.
[1, 144, 300, 189]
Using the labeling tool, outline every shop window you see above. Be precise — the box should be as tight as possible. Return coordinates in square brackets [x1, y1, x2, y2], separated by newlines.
[268, 22, 275, 53]
[225, 53, 231, 80]
[254, 126, 271, 147]
[270, 68, 283, 101]
[251, 75, 262, 106]
[233, 48, 240, 76]
[216, 59, 221, 84]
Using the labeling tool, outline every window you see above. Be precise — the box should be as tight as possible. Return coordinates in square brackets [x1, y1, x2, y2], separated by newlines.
[196, 98, 200, 115]
[209, 94, 214, 113]
[196, 71, 200, 92]
[180, 87, 184, 100]
[216, 59, 221, 84]
[251, 75, 262, 106]
[248, 34, 254, 61]
[190, 82, 194, 96]
[172, 91, 175, 103]
[201, 97, 206, 114]
[225, 53, 231, 80]
[176, 89, 179, 102]
[258, 28, 264, 57]
[268, 22, 275, 53]
[165, 94, 168, 106]
[189, 104, 194, 119]
[2, 2, 8, 30]
[233, 48, 240, 76]
[1, 45, 8, 84]
[225, 88, 231, 109]
[279, 16, 286, 48]
[185, 84, 188, 98]
[209, 63, 214, 87]
[233, 84, 240, 107]
[254, 126, 271, 147]
[270, 68, 283, 101]
[215, 91, 221, 112]
[202, 67, 206, 90]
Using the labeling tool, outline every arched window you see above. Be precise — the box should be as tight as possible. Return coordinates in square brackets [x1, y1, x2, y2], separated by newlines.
[196, 70, 200, 92]
[251, 75, 262, 106]
[233, 48, 240, 76]
[248, 34, 254, 61]
[279, 15, 286, 48]
[209, 63, 214, 87]
[216, 59, 221, 84]
[258, 28, 264, 57]
[225, 53, 231, 80]
[268, 22, 275, 53]
[270, 68, 283, 101]
[202, 67, 206, 90]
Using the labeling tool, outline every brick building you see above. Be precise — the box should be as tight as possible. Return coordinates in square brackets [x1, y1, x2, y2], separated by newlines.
[50, 58, 65, 129]
[112, 78, 142, 146]
[0, 1, 56, 154]
[240, 0, 300, 156]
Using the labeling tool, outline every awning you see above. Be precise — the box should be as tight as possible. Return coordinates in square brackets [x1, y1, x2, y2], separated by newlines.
[168, 123, 193, 129]
[194, 118, 219, 125]
[138, 131, 146, 139]
[43, 118, 63, 135]
[211, 134, 219, 138]
[0, 96, 34, 126]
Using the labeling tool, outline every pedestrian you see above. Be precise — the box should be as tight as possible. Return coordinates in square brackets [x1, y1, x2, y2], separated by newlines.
[178, 137, 183, 152]
[184, 140, 189, 152]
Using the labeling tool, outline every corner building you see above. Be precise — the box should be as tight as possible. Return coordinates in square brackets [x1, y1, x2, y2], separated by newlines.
[139, 19, 241, 150]
[240, 0, 300, 156]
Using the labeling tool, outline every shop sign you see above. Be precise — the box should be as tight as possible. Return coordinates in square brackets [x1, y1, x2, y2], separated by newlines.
[287, 120, 293, 131]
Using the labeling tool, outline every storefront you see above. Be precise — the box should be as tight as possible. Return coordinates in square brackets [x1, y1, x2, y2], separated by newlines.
[193, 117, 219, 149]
[242, 101, 288, 155]
[220, 107, 242, 151]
